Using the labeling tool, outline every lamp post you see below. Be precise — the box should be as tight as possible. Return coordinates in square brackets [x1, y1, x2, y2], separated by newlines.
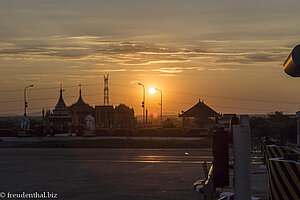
[149, 88, 163, 125]
[155, 88, 163, 126]
[24, 84, 34, 116]
[138, 83, 145, 124]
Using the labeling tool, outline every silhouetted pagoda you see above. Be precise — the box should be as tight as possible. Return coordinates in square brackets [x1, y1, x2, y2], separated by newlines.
[68, 85, 94, 129]
[45, 86, 71, 133]
[179, 99, 220, 128]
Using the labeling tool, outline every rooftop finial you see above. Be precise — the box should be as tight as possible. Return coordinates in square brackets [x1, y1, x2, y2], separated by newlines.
[79, 83, 82, 98]
[59, 84, 65, 98]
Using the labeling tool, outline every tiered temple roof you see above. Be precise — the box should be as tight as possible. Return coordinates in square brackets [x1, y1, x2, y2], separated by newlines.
[179, 99, 219, 118]
[68, 86, 93, 113]
[52, 88, 69, 117]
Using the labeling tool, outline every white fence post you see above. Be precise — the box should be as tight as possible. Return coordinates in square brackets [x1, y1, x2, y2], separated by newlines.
[233, 117, 251, 200]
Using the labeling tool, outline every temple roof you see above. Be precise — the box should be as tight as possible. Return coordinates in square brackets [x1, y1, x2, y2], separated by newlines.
[179, 99, 219, 118]
[52, 88, 69, 116]
[68, 86, 93, 112]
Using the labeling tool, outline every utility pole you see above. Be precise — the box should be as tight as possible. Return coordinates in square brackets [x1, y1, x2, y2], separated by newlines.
[24, 84, 34, 116]
[138, 83, 145, 123]
[22, 84, 34, 130]
[146, 109, 148, 123]
[104, 74, 109, 105]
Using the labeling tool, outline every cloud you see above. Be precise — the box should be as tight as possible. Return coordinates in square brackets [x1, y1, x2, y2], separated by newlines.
[207, 68, 240, 71]
[82, 69, 127, 72]
[158, 74, 176, 77]
[152, 67, 183, 73]
[215, 53, 284, 64]
[0, 36, 189, 64]
[99, 43, 178, 55]
[132, 69, 147, 72]
[0, 35, 289, 73]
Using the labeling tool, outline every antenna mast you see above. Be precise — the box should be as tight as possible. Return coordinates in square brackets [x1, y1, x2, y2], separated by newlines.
[103, 74, 109, 105]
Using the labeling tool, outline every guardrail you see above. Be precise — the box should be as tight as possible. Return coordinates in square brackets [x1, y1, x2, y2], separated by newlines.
[262, 138, 300, 200]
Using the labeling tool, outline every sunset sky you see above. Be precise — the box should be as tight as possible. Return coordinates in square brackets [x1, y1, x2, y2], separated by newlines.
[1, 0, 300, 116]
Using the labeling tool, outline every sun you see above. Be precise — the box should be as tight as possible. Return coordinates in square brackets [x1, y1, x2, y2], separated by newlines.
[149, 88, 156, 94]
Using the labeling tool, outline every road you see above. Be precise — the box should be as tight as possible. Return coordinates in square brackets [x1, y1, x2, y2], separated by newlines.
[0, 148, 211, 200]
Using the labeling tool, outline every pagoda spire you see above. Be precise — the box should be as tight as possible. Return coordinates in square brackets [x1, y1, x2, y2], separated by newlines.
[78, 83, 83, 101]
[53, 83, 67, 114]
[59, 83, 65, 100]
[79, 83, 82, 98]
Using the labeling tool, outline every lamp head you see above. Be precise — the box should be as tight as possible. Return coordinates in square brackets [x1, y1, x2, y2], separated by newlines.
[149, 88, 156, 94]
[284, 45, 300, 77]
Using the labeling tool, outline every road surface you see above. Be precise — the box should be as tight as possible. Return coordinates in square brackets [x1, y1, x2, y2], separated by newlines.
[0, 148, 211, 200]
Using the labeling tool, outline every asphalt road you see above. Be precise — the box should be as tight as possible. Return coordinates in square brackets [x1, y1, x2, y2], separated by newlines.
[0, 148, 212, 200]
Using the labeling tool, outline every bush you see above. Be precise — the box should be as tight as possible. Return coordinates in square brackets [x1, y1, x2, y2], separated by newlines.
[186, 128, 210, 137]
[95, 128, 111, 136]
[162, 118, 177, 128]
[111, 128, 135, 136]
[250, 112, 297, 142]
[162, 128, 185, 137]
[135, 128, 160, 137]
[0, 129, 16, 137]
[33, 126, 47, 137]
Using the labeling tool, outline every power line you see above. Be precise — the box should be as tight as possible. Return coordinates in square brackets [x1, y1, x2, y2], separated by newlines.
[0, 82, 298, 114]
[0, 96, 293, 114]
[0, 103, 291, 115]
[167, 91, 300, 106]
[110, 94, 293, 113]
[0, 83, 102, 93]
[0, 89, 296, 113]
[0, 93, 101, 104]
[1, 82, 297, 106]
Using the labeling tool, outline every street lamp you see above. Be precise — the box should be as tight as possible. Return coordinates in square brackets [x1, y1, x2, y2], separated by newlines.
[284, 45, 300, 145]
[24, 84, 34, 116]
[283, 45, 300, 77]
[149, 88, 163, 125]
[138, 83, 145, 123]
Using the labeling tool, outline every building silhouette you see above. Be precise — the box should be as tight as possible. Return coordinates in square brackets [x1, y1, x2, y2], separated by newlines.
[95, 105, 115, 128]
[44, 83, 136, 132]
[45, 87, 71, 133]
[179, 99, 220, 128]
[95, 104, 136, 128]
[68, 86, 94, 130]
[114, 104, 135, 128]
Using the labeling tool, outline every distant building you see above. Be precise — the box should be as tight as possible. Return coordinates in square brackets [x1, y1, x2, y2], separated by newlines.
[179, 99, 220, 128]
[114, 104, 135, 128]
[219, 114, 237, 129]
[45, 87, 71, 133]
[68, 87, 94, 129]
[95, 104, 136, 128]
[44, 84, 136, 131]
[95, 105, 115, 128]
